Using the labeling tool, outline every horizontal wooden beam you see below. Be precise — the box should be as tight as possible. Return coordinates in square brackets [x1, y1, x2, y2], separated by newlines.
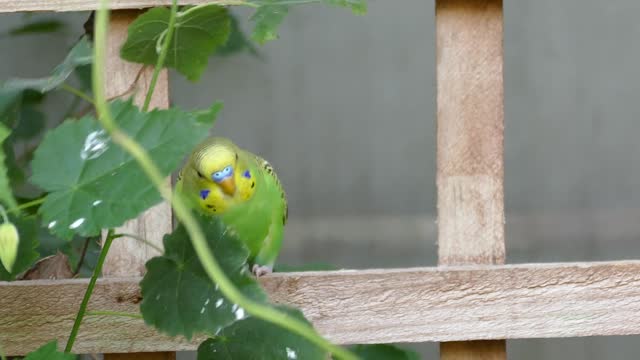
[0, 0, 210, 13]
[2, 260, 640, 355]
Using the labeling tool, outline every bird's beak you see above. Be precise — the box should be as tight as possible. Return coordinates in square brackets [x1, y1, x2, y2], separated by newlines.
[219, 176, 236, 196]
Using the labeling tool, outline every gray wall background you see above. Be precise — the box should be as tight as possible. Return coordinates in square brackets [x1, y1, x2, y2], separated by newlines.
[3, 0, 640, 358]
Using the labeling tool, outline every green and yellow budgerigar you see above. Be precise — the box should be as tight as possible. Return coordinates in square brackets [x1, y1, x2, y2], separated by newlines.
[176, 137, 287, 276]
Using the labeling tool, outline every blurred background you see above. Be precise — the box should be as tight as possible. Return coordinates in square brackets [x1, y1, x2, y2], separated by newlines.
[2, 0, 640, 358]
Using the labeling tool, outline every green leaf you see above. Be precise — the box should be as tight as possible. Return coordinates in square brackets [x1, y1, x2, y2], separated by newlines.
[216, 14, 259, 57]
[0, 124, 18, 210]
[31, 100, 219, 239]
[2, 36, 92, 93]
[2, 135, 25, 190]
[0, 216, 40, 281]
[13, 106, 46, 140]
[74, 64, 93, 91]
[24, 340, 75, 360]
[0, 87, 23, 127]
[120, 5, 231, 82]
[250, 2, 288, 44]
[7, 19, 66, 36]
[195, 101, 224, 124]
[35, 221, 99, 278]
[350, 344, 420, 360]
[249, 0, 366, 44]
[323, 0, 367, 14]
[140, 214, 266, 339]
[197, 306, 326, 360]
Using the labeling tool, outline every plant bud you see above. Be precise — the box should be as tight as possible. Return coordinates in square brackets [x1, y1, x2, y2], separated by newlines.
[0, 222, 19, 273]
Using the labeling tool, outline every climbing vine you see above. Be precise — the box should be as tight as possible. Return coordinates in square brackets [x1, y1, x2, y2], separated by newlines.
[0, 2, 418, 359]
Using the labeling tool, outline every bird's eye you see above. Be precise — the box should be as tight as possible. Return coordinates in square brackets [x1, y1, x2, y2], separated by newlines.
[224, 166, 233, 174]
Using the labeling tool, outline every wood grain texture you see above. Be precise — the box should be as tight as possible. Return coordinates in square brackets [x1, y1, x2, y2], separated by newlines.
[436, 0, 505, 358]
[3, 261, 640, 355]
[101, 11, 172, 360]
[0, 0, 211, 12]
[102, 11, 170, 278]
[436, 0, 505, 266]
[441, 341, 506, 360]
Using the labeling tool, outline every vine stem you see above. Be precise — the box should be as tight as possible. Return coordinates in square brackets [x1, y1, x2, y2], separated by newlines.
[143, 0, 263, 109]
[93, 2, 357, 359]
[6, 196, 45, 214]
[113, 233, 163, 253]
[142, 0, 178, 112]
[64, 229, 116, 353]
[60, 83, 95, 105]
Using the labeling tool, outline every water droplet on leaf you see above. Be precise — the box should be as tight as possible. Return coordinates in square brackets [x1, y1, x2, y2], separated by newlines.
[48, 221, 57, 229]
[286, 347, 297, 359]
[234, 307, 245, 320]
[69, 218, 85, 229]
[92, 200, 103, 206]
[80, 130, 110, 160]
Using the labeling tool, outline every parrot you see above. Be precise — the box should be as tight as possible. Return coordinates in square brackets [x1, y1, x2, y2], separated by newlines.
[175, 137, 287, 277]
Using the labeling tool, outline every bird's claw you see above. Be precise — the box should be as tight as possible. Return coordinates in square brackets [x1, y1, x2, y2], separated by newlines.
[252, 264, 273, 277]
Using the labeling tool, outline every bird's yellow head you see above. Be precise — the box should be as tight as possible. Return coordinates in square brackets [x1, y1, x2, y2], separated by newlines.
[181, 137, 257, 215]
[192, 138, 239, 197]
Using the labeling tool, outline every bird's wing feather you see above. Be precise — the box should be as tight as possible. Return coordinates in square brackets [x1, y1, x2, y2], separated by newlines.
[252, 154, 288, 225]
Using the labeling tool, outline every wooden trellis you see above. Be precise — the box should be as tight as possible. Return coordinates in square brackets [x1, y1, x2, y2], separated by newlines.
[2, 1, 639, 360]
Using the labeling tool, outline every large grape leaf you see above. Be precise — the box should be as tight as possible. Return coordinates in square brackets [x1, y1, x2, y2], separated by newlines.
[197, 306, 326, 360]
[0, 216, 40, 281]
[30, 100, 220, 239]
[120, 5, 231, 82]
[140, 214, 266, 339]
[23, 340, 75, 360]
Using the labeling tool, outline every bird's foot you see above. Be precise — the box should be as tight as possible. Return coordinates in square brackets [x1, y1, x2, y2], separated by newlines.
[252, 264, 273, 277]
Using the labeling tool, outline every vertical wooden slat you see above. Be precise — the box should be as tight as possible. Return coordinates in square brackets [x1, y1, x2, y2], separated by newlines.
[436, 0, 506, 359]
[102, 10, 170, 277]
[101, 10, 173, 360]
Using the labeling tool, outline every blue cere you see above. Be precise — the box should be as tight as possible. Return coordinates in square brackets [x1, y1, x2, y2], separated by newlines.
[213, 165, 234, 182]
[243, 170, 251, 178]
[200, 189, 210, 200]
